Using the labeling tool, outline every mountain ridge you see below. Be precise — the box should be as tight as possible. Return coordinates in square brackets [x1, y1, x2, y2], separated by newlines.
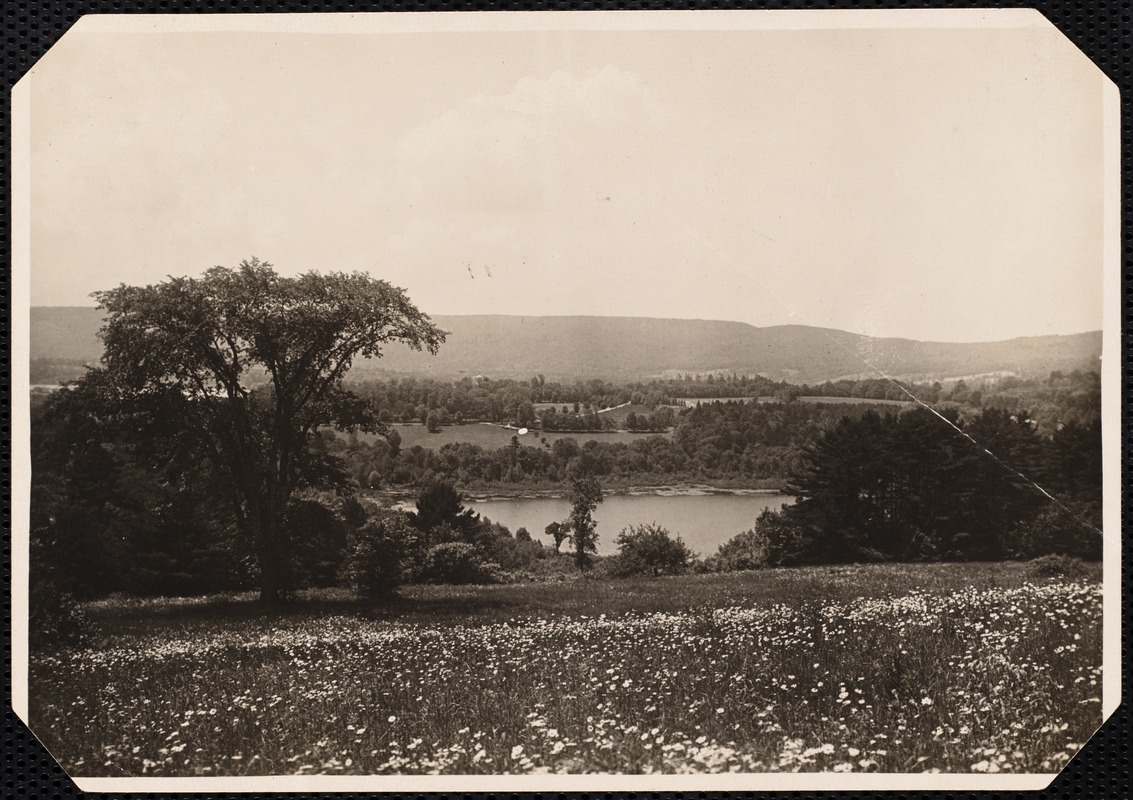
[29, 307, 1101, 385]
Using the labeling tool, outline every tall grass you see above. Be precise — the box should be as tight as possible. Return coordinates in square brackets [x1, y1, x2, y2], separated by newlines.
[30, 564, 1101, 776]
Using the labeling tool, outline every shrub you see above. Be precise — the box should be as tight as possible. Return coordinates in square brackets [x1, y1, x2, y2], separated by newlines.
[905, 527, 941, 562]
[419, 543, 503, 585]
[483, 528, 546, 571]
[342, 511, 420, 598]
[29, 579, 91, 652]
[609, 523, 692, 578]
[755, 507, 813, 567]
[1007, 501, 1102, 561]
[498, 552, 586, 583]
[854, 547, 891, 564]
[1024, 554, 1097, 581]
[709, 527, 769, 572]
[341, 495, 370, 531]
[28, 497, 95, 650]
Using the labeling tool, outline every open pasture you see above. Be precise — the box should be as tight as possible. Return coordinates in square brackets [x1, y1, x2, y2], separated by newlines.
[594, 403, 653, 424]
[374, 423, 667, 451]
[31, 563, 1101, 777]
[798, 395, 914, 407]
[532, 402, 573, 412]
[672, 396, 766, 407]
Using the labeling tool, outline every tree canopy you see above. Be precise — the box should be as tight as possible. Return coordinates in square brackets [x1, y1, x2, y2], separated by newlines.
[611, 523, 692, 577]
[408, 482, 481, 543]
[564, 471, 603, 571]
[774, 406, 1093, 565]
[66, 259, 445, 603]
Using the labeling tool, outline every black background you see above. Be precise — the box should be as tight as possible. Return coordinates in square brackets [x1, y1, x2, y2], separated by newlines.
[2, 1, 1129, 798]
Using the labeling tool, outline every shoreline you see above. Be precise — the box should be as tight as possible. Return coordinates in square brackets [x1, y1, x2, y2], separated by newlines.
[372, 483, 793, 505]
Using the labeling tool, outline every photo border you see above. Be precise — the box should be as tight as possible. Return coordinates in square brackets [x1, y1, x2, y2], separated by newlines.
[4, 3, 1128, 797]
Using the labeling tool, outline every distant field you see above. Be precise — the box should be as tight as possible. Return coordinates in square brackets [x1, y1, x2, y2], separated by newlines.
[798, 395, 913, 407]
[675, 395, 913, 408]
[534, 403, 660, 427]
[358, 423, 670, 450]
[594, 403, 653, 425]
[673, 396, 765, 407]
[533, 402, 572, 412]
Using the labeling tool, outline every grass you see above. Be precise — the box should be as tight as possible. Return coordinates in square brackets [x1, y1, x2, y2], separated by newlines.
[673, 396, 764, 406]
[593, 403, 653, 424]
[798, 396, 913, 407]
[674, 396, 913, 408]
[30, 563, 1101, 777]
[376, 423, 669, 451]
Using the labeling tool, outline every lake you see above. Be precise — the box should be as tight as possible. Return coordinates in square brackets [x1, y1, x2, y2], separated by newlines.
[466, 492, 796, 556]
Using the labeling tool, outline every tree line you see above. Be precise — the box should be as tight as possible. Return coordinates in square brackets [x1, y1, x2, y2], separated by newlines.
[319, 369, 1100, 433]
[32, 393, 1100, 611]
[708, 407, 1101, 569]
[326, 399, 973, 490]
[27, 261, 1103, 633]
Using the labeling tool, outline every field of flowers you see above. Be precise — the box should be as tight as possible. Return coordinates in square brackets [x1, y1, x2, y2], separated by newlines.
[29, 564, 1101, 776]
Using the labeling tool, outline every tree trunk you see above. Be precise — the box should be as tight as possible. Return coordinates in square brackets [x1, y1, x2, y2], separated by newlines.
[254, 498, 286, 607]
[258, 545, 284, 606]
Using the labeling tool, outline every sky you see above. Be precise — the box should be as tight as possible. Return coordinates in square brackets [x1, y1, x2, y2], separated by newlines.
[22, 12, 1109, 342]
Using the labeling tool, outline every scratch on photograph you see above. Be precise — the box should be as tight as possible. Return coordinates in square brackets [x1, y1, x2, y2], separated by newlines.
[10, 9, 1120, 793]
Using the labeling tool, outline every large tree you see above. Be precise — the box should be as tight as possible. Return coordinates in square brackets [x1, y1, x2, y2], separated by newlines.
[74, 259, 445, 604]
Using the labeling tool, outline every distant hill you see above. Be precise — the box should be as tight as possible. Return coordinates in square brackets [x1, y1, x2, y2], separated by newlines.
[30, 307, 107, 362]
[29, 307, 1101, 385]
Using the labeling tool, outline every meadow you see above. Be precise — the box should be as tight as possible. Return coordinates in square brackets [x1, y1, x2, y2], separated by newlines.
[30, 563, 1101, 777]
[375, 422, 666, 450]
[797, 395, 913, 407]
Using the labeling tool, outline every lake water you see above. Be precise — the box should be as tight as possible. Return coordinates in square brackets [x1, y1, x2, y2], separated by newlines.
[467, 492, 796, 556]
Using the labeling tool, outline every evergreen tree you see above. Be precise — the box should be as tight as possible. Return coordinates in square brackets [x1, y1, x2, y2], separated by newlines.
[408, 482, 481, 544]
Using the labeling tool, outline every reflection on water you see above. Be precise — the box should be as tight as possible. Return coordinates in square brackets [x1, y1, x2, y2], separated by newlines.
[467, 493, 796, 556]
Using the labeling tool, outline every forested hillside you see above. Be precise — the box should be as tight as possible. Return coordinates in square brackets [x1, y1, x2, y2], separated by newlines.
[30, 307, 1101, 385]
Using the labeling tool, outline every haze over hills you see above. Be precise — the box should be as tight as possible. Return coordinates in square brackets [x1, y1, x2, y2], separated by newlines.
[30, 307, 1101, 386]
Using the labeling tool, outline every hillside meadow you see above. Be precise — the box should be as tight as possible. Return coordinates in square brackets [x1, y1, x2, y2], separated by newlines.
[358, 422, 665, 451]
[30, 562, 1101, 777]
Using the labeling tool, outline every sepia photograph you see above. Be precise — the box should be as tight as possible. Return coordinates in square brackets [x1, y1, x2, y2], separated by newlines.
[10, 9, 1121, 792]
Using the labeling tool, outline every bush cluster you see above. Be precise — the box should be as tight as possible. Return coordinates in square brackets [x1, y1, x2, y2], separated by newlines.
[1024, 554, 1097, 581]
[342, 483, 551, 594]
[342, 512, 421, 598]
[608, 524, 693, 578]
[418, 543, 504, 585]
